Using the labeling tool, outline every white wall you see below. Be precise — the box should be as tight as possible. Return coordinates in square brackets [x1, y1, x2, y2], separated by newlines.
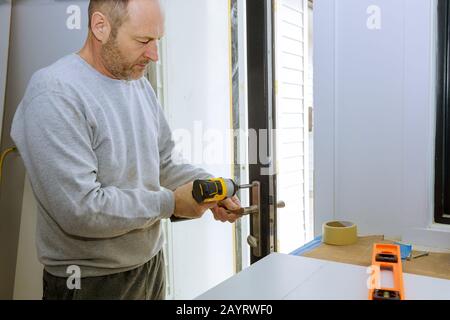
[163, 0, 235, 299]
[315, 0, 450, 249]
[13, 178, 42, 299]
[0, 0, 11, 135]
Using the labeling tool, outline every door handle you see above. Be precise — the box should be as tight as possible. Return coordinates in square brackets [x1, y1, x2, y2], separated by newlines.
[247, 235, 258, 248]
[277, 201, 285, 209]
[243, 182, 285, 257]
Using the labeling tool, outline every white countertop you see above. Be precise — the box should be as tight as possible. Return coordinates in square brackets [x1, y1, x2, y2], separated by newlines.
[197, 253, 450, 300]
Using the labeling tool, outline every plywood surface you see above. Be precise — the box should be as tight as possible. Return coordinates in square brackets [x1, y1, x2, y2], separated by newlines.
[301, 236, 450, 280]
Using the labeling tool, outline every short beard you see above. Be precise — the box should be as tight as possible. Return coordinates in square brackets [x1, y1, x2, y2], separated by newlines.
[100, 30, 134, 81]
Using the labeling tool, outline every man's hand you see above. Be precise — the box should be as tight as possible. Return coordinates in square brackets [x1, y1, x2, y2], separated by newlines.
[173, 182, 216, 219]
[211, 196, 242, 223]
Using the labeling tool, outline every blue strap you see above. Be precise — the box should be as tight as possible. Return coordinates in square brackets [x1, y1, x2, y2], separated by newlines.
[290, 236, 323, 256]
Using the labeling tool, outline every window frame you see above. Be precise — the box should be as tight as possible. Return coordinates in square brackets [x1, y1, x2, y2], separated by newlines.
[435, 0, 450, 224]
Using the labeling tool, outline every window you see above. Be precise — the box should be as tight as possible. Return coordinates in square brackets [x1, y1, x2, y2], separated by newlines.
[435, 0, 450, 224]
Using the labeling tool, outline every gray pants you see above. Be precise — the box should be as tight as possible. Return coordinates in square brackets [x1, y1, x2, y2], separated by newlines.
[42, 251, 166, 300]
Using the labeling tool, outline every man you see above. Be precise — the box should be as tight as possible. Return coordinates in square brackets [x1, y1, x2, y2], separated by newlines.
[10, 0, 241, 300]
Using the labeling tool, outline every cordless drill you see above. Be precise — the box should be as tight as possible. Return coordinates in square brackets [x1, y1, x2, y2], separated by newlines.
[192, 178, 251, 204]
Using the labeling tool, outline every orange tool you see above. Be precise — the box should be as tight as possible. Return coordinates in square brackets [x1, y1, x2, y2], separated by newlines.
[368, 243, 405, 300]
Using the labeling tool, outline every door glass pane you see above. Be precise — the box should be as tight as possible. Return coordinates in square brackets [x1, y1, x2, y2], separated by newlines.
[274, 0, 314, 253]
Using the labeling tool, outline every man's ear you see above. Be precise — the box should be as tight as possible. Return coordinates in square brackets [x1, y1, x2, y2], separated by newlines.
[90, 11, 112, 44]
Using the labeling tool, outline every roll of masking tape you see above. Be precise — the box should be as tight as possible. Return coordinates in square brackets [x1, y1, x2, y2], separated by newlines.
[322, 221, 358, 246]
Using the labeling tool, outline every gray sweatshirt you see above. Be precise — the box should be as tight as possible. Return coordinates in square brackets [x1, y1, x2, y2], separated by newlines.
[11, 53, 211, 278]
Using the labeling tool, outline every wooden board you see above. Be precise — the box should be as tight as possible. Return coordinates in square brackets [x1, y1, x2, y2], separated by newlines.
[301, 236, 450, 280]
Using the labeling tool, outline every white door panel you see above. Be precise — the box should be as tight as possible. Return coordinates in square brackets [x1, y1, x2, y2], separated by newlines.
[275, 0, 310, 253]
[162, 0, 234, 299]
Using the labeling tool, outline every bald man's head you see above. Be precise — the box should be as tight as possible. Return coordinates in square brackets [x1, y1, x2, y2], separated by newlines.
[88, 0, 130, 35]
[86, 0, 164, 80]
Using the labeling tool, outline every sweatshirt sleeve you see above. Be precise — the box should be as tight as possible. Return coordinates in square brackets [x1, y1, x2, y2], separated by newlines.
[11, 92, 174, 240]
[157, 106, 214, 191]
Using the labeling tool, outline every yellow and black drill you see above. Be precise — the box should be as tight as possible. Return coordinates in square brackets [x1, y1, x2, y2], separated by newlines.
[192, 178, 252, 204]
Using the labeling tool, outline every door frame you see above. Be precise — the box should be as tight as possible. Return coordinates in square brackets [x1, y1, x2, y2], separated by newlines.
[246, 0, 278, 264]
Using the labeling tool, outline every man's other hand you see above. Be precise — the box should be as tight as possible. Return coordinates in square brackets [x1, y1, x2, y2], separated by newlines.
[211, 196, 242, 223]
[173, 182, 216, 219]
